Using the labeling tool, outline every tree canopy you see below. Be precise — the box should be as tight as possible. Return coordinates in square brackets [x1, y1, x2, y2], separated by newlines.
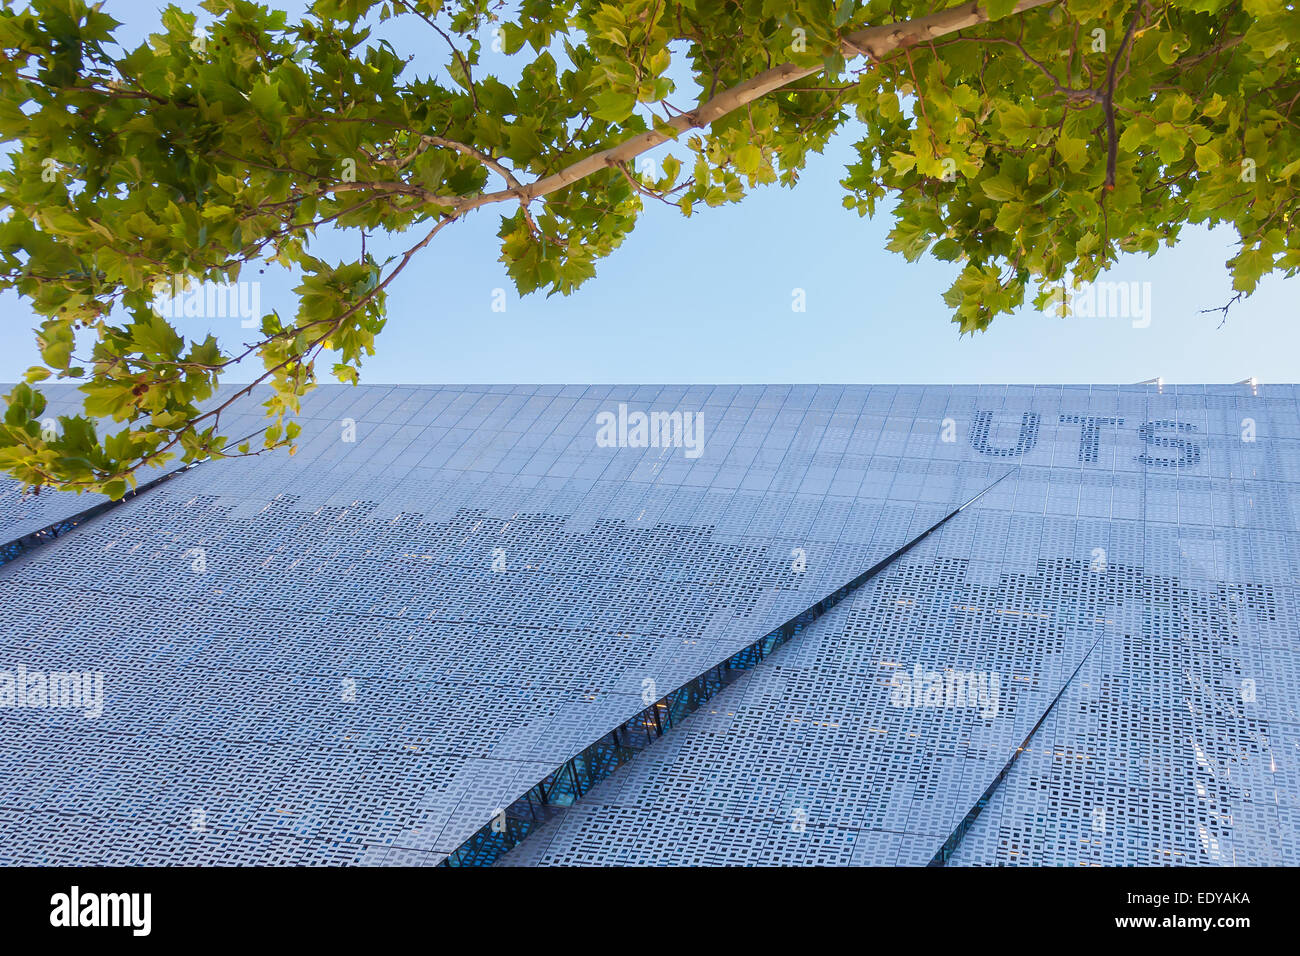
[1, 0, 1296, 498]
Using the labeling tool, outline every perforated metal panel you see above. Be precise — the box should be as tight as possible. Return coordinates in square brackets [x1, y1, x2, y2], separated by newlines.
[0, 386, 271, 561]
[1, 384, 1295, 866]
[0, 383, 999, 864]
[498, 385, 1300, 866]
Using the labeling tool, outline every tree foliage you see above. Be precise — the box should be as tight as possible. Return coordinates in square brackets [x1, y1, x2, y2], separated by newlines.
[1, 0, 1296, 496]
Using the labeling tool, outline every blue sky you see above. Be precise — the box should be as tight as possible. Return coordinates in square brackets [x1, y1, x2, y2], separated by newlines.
[3, 2, 1295, 385]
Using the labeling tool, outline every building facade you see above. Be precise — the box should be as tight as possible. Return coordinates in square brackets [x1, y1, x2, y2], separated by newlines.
[0, 384, 1295, 865]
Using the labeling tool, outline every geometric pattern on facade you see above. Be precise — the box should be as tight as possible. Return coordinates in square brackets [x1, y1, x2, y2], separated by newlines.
[0, 383, 1295, 865]
[500, 384, 1298, 865]
[503, 504, 1292, 865]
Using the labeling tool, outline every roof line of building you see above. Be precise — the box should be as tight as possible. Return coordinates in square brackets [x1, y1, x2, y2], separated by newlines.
[0, 464, 193, 569]
[0, 429, 261, 569]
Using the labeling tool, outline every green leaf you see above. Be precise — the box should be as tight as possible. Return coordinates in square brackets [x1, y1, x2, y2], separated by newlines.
[980, 175, 1020, 202]
[1194, 144, 1220, 170]
[734, 145, 762, 176]
[995, 202, 1027, 233]
[888, 152, 917, 176]
[1055, 136, 1087, 170]
[661, 154, 681, 184]
[591, 90, 637, 123]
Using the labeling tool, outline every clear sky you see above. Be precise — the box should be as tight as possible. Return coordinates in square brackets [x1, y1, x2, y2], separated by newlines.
[3, 2, 1295, 386]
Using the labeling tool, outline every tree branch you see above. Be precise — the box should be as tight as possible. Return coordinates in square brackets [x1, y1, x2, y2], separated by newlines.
[1103, 0, 1147, 190]
[443, 0, 1060, 217]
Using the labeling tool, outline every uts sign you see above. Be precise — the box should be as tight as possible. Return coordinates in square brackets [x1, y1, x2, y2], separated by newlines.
[969, 412, 1202, 467]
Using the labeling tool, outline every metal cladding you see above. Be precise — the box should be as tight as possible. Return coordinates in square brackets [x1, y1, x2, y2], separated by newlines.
[0, 383, 1295, 866]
